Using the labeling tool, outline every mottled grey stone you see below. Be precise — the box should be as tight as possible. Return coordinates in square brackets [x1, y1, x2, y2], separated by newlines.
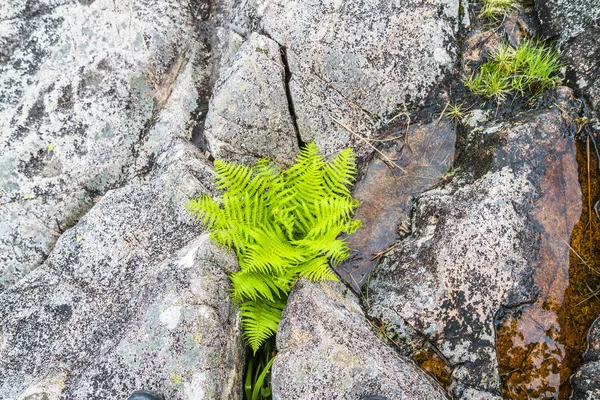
[367, 87, 579, 398]
[563, 24, 600, 131]
[0, 1, 247, 393]
[0, 142, 245, 399]
[534, 0, 600, 41]
[571, 316, 600, 399]
[229, 0, 460, 158]
[203, 33, 299, 167]
[585, 316, 600, 361]
[571, 361, 600, 400]
[0, 0, 211, 290]
[271, 279, 448, 400]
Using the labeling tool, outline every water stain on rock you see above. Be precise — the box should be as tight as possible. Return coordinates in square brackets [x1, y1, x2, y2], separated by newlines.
[335, 120, 456, 291]
[496, 134, 600, 399]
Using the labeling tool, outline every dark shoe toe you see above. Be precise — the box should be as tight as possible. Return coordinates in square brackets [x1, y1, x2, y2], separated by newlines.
[127, 390, 165, 400]
[360, 397, 389, 400]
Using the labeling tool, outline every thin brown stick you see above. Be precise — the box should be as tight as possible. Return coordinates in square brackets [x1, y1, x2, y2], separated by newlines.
[588, 134, 593, 251]
[330, 115, 409, 174]
[559, 237, 589, 266]
[436, 101, 450, 126]
[369, 242, 400, 261]
[370, 112, 411, 148]
[576, 283, 600, 306]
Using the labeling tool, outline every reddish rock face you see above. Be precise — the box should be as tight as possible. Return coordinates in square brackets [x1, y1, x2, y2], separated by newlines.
[336, 120, 456, 291]
[367, 87, 598, 398]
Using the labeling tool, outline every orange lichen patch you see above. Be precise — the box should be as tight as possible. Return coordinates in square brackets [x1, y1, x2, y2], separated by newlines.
[497, 136, 600, 399]
[334, 120, 456, 291]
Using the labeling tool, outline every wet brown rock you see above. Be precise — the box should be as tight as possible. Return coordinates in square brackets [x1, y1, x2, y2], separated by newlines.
[367, 87, 588, 398]
[335, 120, 456, 290]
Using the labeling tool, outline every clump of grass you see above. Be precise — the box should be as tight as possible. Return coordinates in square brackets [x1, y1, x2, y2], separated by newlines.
[443, 102, 469, 125]
[479, 0, 518, 20]
[464, 40, 562, 101]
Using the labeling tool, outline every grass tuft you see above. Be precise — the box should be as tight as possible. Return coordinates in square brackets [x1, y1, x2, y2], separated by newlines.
[479, 0, 518, 20]
[444, 102, 469, 124]
[464, 40, 562, 101]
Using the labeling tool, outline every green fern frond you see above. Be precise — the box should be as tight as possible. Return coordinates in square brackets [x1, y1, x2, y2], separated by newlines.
[240, 299, 286, 353]
[186, 142, 361, 352]
[323, 148, 356, 196]
[242, 227, 305, 273]
[185, 195, 223, 229]
[293, 232, 351, 267]
[230, 271, 287, 303]
[214, 159, 254, 195]
[304, 197, 358, 240]
[294, 256, 339, 282]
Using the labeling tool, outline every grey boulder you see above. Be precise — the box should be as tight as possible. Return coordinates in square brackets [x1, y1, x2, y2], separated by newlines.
[203, 33, 299, 167]
[563, 24, 600, 129]
[0, 0, 211, 290]
[0, 142, 245, 399]
[271, 279, 448, 400]
[228, 0, 460, 158]
[367, 87, 580, 397]
[534, 0, 600, 41]
[572, 316, 600, 399]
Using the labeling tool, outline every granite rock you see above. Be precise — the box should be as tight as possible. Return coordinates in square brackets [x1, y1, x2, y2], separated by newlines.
[203, 33, 299, 167]
[0, 142, 245, 399]
[367, 87, 581, 398]
[0, 0, 211, 289]
[271, 279, 448, 400]
[225, 0, 461, 158]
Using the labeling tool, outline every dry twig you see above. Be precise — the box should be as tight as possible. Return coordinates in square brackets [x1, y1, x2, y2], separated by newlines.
[330, 115, 409, 174]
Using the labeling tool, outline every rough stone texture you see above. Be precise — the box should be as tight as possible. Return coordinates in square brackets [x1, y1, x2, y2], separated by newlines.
[572, 316, 600, 399]
[563, 23, 600, 132]
[571, 362, 600, 400]
[0, 142, 245, 399]
[0, 0, 211, 290]
[534, 0, 600, 42]
[0, 0, 247, 396]
[225, 0, 460, 158]
[271, 279, 448, 400]
[203, 33, 299, 167]
[367, 87, 580, 398]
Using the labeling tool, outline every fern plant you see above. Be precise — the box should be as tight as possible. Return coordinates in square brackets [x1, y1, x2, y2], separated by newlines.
[186, 142, 361, 352]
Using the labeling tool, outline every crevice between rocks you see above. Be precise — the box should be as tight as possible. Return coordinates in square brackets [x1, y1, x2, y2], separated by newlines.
[357, 285, 457, 393]
[279, 46, 305, 148]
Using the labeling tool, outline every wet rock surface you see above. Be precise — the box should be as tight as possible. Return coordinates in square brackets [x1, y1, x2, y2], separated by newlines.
[336, 120, 457, 290]
[272, 279, 448, 400]
[367, 88, 583, 398]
